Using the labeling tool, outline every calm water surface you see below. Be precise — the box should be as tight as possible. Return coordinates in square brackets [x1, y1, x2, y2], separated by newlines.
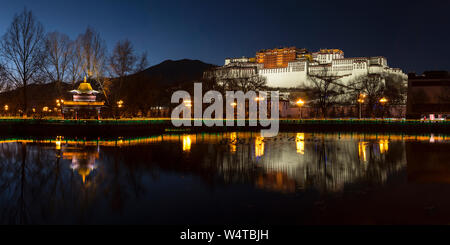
[0, 132, 449, 224]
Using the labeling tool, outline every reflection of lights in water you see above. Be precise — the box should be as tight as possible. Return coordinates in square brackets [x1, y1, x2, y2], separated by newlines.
[296, 133, 305, 155]
[255, 136, 264, 157]
[256, 171, 296, 193]
[358, 141, 368, 162]
[229, 132, 237, 153]
[182, 135, 191, 152]
[430, 133, 435, 143]
[55, 136, 62, 150]
[0, 132, 447, 147]
[75, 165, 94, 184]
[0, 132, 409, 194]
[68, 152, 98, 184]
[379, 139, 389, 154]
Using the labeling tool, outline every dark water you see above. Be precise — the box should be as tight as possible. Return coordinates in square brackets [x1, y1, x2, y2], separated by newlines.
[0, 132, 449, 224]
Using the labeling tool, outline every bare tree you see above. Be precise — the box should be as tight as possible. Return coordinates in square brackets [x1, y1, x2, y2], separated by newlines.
[108, 40, 149, 116]
[110, 39, 137, 78]
[307, 67, 344, 118]
[77, 27, 107, 80]
[0, 8, 45, 114]
[351, 74, 385, 117]
[230, 75, 267, 92]
[0, 63, 9, 92]
[204, 65, 265, 93]
[384, 73, 407, 105]
[76, 27, 108, 101]
[135, 51, 148, 73]
[42, 32, 72, 96]
[67, 39, 82, 88]
[110, 40, 148, 92]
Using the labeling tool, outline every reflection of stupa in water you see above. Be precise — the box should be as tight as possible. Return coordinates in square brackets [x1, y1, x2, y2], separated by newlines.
[60, 143, 99, 184]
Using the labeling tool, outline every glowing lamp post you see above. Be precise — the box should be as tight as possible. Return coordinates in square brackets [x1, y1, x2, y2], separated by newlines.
[379, 97, 388, 118]
[4, 105, 8, 117]
[42, 106, 49, 117]
[357, 94, 366, 119]
[56, 99, 64, 117]
[56, 99, 64, 107]
[296, 99, 305, 119]
[230, 102, 237, 119]
[116, 100, 124, 119]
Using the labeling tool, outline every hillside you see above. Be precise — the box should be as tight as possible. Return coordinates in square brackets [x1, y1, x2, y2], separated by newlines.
[130, 58, 216, 86]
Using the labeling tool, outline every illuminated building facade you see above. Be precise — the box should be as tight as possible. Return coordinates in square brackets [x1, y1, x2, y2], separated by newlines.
[255, 47, 308, 69]
[62, 77, 105, 119]
[215, 47, 407, 88]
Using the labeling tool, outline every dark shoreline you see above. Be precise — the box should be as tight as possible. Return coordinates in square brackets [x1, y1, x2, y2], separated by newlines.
[0, 119, 449, 137]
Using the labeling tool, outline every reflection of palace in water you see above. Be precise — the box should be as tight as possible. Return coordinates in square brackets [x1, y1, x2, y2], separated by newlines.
[254, 133, 408, 192]
[207, 132, 412, 193]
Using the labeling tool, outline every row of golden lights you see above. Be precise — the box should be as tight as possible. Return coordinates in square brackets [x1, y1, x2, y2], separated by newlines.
[3, 99, 125, 113]
[5, 132, 449, 162]
[13, 132, 443, 148]
[3, 95, 388, 113]
[295, 94, 388, 107]
[183, 132, 389, 160]
[4, 105, 58, 113]
[183, 97, 267, 108]
[357, 94, 388, 104]
[152, 95, 386, 109]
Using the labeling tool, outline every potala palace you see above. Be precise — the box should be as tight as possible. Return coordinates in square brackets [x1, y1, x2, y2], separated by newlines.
[209, 47, 407, 88]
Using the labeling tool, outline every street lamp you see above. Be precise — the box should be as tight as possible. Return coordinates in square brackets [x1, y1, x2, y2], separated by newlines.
[116, 100, 124, 119]
[296, 99, 305, 119]
[42, 106, 48, 117]
[357, 93, 366, 119]
[4, 105, 8, 117]
[379, 97, 388, 119]
[56, 99, 64, 117]
[56, 99, 64, 107]
[117, 100, 124, 108]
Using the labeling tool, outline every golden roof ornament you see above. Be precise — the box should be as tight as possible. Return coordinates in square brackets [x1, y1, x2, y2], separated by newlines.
[70, 76, 99, 94]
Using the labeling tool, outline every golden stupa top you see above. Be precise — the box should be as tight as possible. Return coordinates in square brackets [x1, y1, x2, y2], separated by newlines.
[70, 76, 99, 94]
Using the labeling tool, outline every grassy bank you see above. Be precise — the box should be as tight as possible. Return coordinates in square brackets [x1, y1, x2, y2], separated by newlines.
[0, 117, 449, 136]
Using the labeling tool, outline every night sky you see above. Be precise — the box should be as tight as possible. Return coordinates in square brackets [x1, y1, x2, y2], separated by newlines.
[0, 0, 449, 73]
